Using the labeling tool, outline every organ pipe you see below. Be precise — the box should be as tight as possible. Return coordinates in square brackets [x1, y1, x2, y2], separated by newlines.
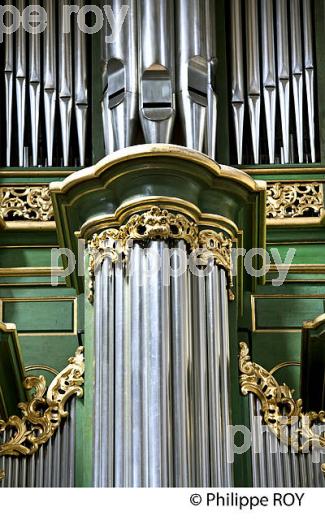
[91, 233, 233, 487]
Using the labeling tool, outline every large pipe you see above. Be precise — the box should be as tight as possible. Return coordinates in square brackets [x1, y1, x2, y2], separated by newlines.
[261, 0, 276, 164]
[176, 0, 209, 153]
[16, 0, 27, 166]
[303, 0, 316, 163]
[59, 0, 73, 166]
[29, 0, 41, 166]
[104, 0, 138, 151]
[246, 0, 260, 164]
[290, 0, 304, 163]
[276, 0, 290, 163]
[230, 0, 244, 164]
[4, 0, 13, 166]
[43, 0, 57, 167]
[138, 0, 176, 144]
[74, 0, 88, 166]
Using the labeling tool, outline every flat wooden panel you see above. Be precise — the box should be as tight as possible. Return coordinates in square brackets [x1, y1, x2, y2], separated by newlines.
[1, 298, 76, 334]
[0, 247, 62, 268]
[266, 243, 325, 265]
[254, 297, 325, 330]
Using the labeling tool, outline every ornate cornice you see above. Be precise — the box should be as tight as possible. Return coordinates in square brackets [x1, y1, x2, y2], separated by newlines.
[0, 186, 54, 222]
[266, 182, 323, 219]
[88, 206, 233, 303]
[239, 342, 325, 474]
[0, 347, 84, 457]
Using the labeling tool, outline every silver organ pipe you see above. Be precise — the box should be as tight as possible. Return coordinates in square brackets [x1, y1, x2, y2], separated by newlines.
[175, 0, 217, 157]
[261, 0, 276, 164]
[0, 400, 76, 488]
[290, 0, 304, 163]
[103, 0, 138, 153]
[43, 0, 57, 167]
[303, 0, 316, 163]
[276, 0, 290, 164]
[59, 0, 73, 167]
[29, 0, 41, 167]
[92, 238, 233, 487]
[138, 0, 176, 144]
[4, 0, 13, 167]
[249, 395, 325, 487]
[230, 0, 245, 164]
[16, 0, 27, 167]
[245, 0, 260, 165]
[74, 0, 89, 166]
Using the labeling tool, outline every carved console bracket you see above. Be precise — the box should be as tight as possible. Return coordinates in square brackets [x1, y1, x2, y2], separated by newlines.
[239, 342, 325, 474]
[0, 347, 84, 457]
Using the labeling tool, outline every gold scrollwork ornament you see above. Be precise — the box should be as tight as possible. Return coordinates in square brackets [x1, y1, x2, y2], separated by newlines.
[239, 342, 325, 473]
[0, 347, 84, 457]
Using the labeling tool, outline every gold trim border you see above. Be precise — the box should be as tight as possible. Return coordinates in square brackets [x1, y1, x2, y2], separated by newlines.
[0, 298, 77, 337]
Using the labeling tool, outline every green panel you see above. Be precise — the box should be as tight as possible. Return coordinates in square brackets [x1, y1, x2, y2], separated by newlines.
[20, 335, 79, 376]
[252, 332, 301, 396]
[0, 247, 62, 268]
[2, 299, 75, 333]
[255, 297, 325, 329]
[267, 243, 325, 265]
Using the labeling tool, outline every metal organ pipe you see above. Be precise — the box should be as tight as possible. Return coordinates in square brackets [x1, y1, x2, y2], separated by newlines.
[138, 0, 176, 144]
[29, 0, 41, 167]
[230, 0, 245, 164]
[16, 0, 27, 167]
[261, 0, 276, 164]
[92, 238, 233, 487]
[175, 0, 217, 157]
[103, 0, 138, 153]
[75, 0, 89, 166]
[43, 0, 57, 167]
[245, 0, 260, 165]
[303, 0, 316, 163]
[4, 0, 13, 167]
[59, 0, 73, 167]
[290, 0, 304, 163]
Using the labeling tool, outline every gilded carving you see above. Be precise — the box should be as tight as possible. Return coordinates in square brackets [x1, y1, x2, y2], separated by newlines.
[0, 186, 54, 221]
[198, 229, 233, 286]
[88, 206, 234, 303]
[239, 342, 325, 474]
[0, 347, 84, 457]
[266, 182, 323, 219]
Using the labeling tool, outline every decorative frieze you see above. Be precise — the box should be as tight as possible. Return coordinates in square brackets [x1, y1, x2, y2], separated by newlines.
[266, 182, 323, 219]
[0, 186, 54, 221]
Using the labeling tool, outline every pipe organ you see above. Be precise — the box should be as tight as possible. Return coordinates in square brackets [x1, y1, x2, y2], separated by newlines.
[0, 0, 319, 166]
[0, 0, 325, 490]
